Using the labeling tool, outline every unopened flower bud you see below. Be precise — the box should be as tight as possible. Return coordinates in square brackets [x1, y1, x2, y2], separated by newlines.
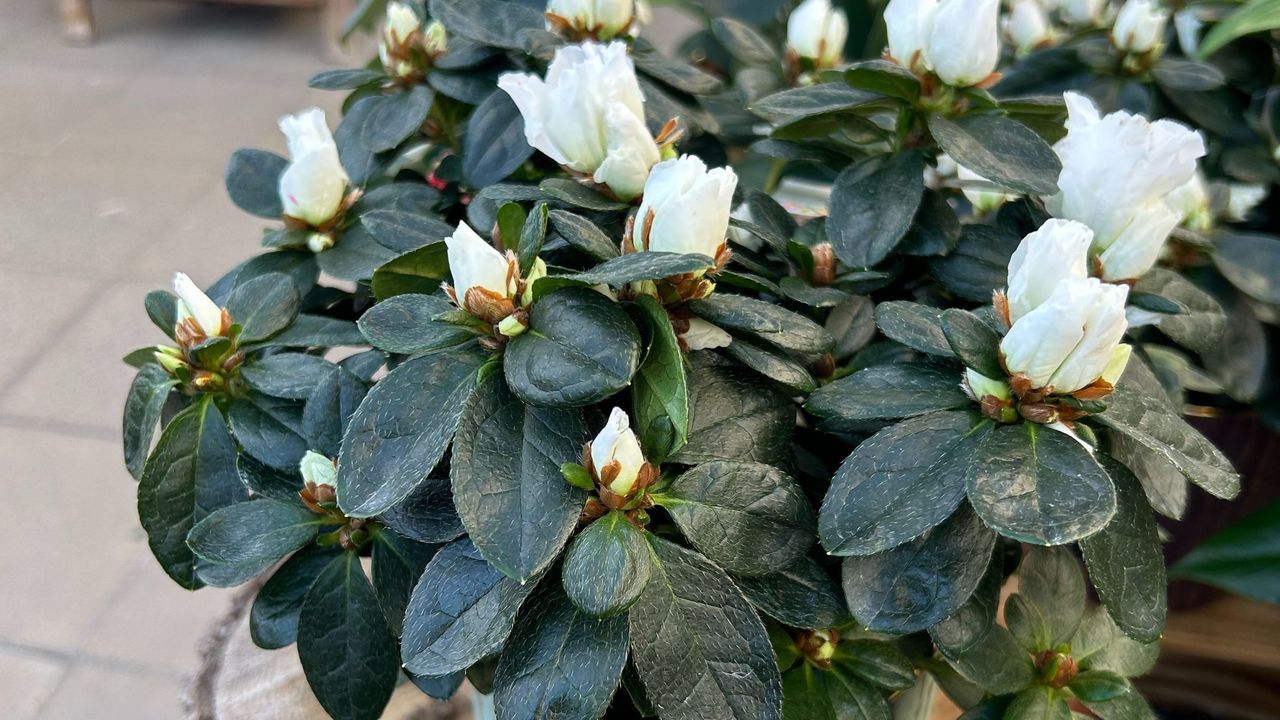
[1224, 183, 1267, 222]
[964, 368, 1011, 401]
[546, 0, 644, 40]
[445, 222, 519, 320]
[173, 272, 226, 338]
[590, 407, 646, 497]
[422, 20, 448, 58]
[379, 2, 421, 78]
[154, 349, 188, 375]
[1005, 219, 1092, 324]
[498, 314, 528, 337]
[787, 0, 849, 70]
[958, 163, 1017, 214]
[885, 0, 1000, 86]
[521, 257, 548, 307]
[1005, 0, 1055, 56]
[632, 155, 737, 260]
[1112, 0, 1168, 54]
[300, 450, 337, 489]
[307, 232, 335, 253]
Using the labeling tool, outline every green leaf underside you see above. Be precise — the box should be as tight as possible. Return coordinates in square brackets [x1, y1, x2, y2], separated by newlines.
[187, 498, 327, 567]
[733, 555, 850, 629]
[123, 365, 178, 480]
[630, 294, 690, 462]
[563, 510, 653, 617]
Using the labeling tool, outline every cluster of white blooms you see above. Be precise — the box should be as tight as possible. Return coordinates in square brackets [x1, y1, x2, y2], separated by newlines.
[1047, 92, 1205, 281]
[884, 0, 1001, 87]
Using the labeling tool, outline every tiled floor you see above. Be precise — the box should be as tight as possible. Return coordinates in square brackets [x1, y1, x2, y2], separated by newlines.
[0, 1, 352, 717]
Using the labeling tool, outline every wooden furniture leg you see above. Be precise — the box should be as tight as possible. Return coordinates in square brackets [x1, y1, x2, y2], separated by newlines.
[58, 0, 95, 45]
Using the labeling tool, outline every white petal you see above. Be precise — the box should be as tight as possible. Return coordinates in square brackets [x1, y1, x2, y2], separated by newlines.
[681, 318, 733, 351]
[278, 107, 336, 161]
[1005, 218, 1093, 322]
[1047, 422, 1095, 454]
[591, 407, 645, 494]
[445, 222, 513, 302]
[1047, 280, 1129, 392]
[593, 101, 660, 201]
[643, 157, 737, 257]
[279, 148, 348, 226]
[927, 0, 1000, 87]
[172, 272, 223, 336]
[1096, 201, 1179, 281]
[299, 450, 337, 488]
[885, 0, 939, 70]
[1000, 278, 1094, 388]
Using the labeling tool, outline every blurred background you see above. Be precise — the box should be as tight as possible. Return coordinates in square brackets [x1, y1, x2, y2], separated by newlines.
[0, 1, 1276, 718]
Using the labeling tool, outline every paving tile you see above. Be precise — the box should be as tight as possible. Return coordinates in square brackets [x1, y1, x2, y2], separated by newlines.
[0, 278, 171, 431]
[0, 652, 67, 720]
[0, 429, 146, 650]
[0, 269, 98, 391]
[82, 554, 234, 671]
[33, 663, 186, 720]
[0, 67, 127, 158]
[0, 154, 210, 279]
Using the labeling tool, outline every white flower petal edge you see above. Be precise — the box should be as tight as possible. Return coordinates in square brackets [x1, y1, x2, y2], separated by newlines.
[445, 222, 516, 303]
[927, 0, 1000, 86]
[590, 407, 647, 495]
[681, 318, 733, 351]
[633, 155, 738, 258]
[173, 272, 224, 337]
[300, 450, 338, 489]
[277, 108, 349, 227]
[1005, 218, 1093, 323]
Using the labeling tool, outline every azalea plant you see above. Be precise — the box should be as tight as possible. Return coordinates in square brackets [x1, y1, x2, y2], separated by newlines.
[121, 0, 1279, 719]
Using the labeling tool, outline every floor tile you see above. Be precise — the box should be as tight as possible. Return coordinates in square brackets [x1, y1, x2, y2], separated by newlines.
[0, 429, 146, 650]
[82, 555, 234, 671]
[33, 663, 186, 720]
[0, 269, 98, 391]
[0, 652, 67, 720]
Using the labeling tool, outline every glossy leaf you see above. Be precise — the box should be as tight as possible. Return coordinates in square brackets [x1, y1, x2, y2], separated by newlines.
[827, 151, 926, 268]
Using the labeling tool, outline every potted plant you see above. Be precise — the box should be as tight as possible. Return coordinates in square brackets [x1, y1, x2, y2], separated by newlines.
[121, 0, 1279, 718]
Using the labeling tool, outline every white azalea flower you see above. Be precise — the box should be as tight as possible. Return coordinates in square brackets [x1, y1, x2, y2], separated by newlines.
[1112, 0, 1168, 54]
[727, 202, 764, 252]
[787, 0, 850, 69]
[1060, 0, 1107, 26]
[173, 272, 225, 338]
[497, 41, 659, 200]
[632, 155, 738, 259]
[957, 163, 1018, 214]
[1167, 172, 1212, 231]
[445, 222, 517, 307]
[590, 407, 647, 496]
[1000, 276, 1130, 393]
[1046, 92, 1205, 280]
[1005, 219, 1093, 323]
[884, 0, 1000, 86]
[1224, 184, 1268, 222]
[277, 108, 349, 228]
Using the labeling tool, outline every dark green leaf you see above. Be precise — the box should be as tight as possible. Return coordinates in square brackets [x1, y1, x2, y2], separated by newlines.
[225, 148, 287, 218]
[361, 211, 454, 254]
[1131, 269, 1225, 354]
[750, 83, 880, 124]
[505, 287, 641, 407]
[563, 510, 653, 617]
[1095, 356, 1239, 499]
[841, 504, 995, 633]
[873, 301, 954, 356]
[828, 151, 926, 268]
[241, 353, 335, 400]
[940, 308, 1004, 379]
[783, 663, 891, 720]
[965, 422, 1116, 545]
[1016, 546, 1086, 647]
[188, 498, 325, 567]
[251, 544, 342, 649]
[629, 535, 783, 720]
[316, 225, 399, 281]
[122, 365, 177, 480]
[351, 86, 434, 153]
[1070, 670, 1128, 702]
[358, 293, 474, 354]
[138, 397, 247, 589]
[930, 225, 1019, 302]
[297, 552, 400, 720]
[303, 366, 368, 457]
[806, 364, 969, 425]
[309, 68, 385, 90]
[928, 114, 1061, 194]
[144, 289, 178, 339]
[226, 394, 307, 471]
[711, 17, 779, 66]
[690, 294, 833, 358]
[844, 59, 921, 101]
[1151, 58, 1225, 91]
[835, 639, 915, 690]
[225, 273, 299, 342]
[733, 555, 849, 629]
[428, 0, 545, 50]
[463, 90, 534, 188]
[1004, 687, 1070, 720]
[247, 314, 365, 348]
[370, 242, 450, 300]
[1197, 0, 1280, 58]
[560, 252, 715, 286]
[516, 201, 548, 271]
[1212, 232, 1280, 305]
[371, 527, 438, 635]
[401, 538, 537, 676]
[539, 178, 630, 211]
[377, 478, 465, 545]
[494, 581, 630, 720]
[1080, 460, 1166, 643]
[721, 336, 816, 394]
[547, 209, 620, 261]
[1170, 499, 1280, 603]
[672, 355, 794, 466]
[820, 412, 987, 556]
[631, 294, 689, 462]
[452, 374, 590, 581]
[338, 349, 487, 516]
[236, 452, 300, 502]
[660, 461, 815, 577]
